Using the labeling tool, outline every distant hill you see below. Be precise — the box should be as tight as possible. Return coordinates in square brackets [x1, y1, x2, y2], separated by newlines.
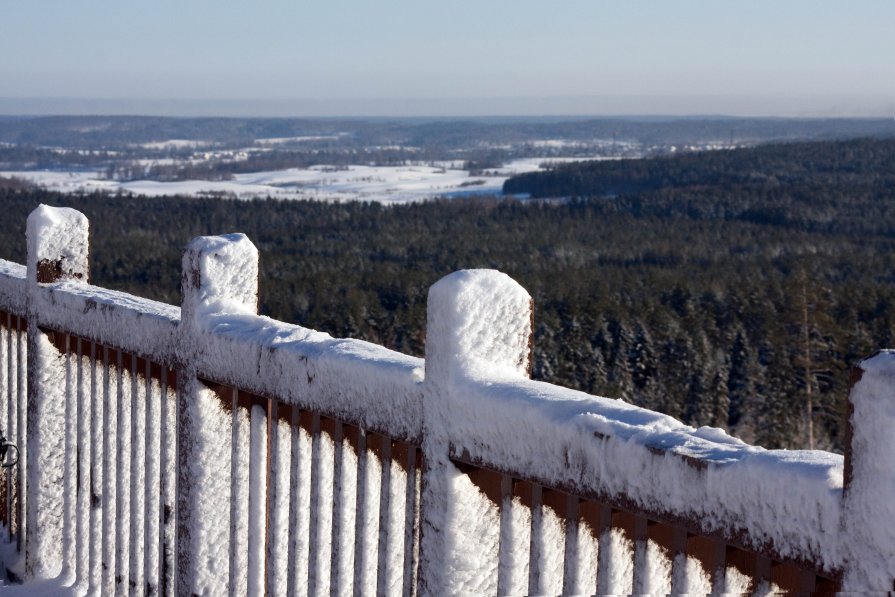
[503, 137, 895, 205]
[0, 114, 892, 150]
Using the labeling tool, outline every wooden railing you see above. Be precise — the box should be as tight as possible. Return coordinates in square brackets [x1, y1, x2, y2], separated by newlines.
[0, 204, 892, 594]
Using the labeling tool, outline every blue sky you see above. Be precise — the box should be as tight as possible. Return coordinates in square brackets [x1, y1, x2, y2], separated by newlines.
[1, 1, 892, 116]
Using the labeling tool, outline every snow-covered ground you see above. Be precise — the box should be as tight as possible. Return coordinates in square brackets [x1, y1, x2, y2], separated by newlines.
[137, 139, 215, 150]
[1, 156, 619, 203]
[253, 134, 348, 145]
[0, 537, 73, 595]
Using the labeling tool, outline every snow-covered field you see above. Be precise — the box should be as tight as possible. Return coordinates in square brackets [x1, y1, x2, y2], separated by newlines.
[1, 157, 617, 203]
[138, 139, 215, 150]
[253, 134, 348, 145]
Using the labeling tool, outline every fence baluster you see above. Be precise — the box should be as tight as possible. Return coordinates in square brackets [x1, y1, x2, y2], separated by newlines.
[159, 365, 176, 596]
[330, 420, 359, 597]
[229, 388, 250, 597]
[130, 356, 146, 596]
[496, 475, 513, 594]
[16, 315, 26, 557]
[74, 338, 88, 590]
[289, 409, 313, 597]
[86, 340, 101, 593]
[402, 446, 420, 597]
[101, 346, 117, 593]
[561, 494, 580, 594]
[375, 435, 393, 597]
[246, 399, 268, 597]
[115, 349, 131, 593]
[352, 427, 371, 597]
[3, 314, 12, 540]
[527, 484, 543, 594]
[144, 360, 160, 594]
[0, 315, 8, 536]
[268, 400, 293, 596]
[575, 501, 601, 593]
[307, 412, 322, 596]
[59, 333, 75, 581]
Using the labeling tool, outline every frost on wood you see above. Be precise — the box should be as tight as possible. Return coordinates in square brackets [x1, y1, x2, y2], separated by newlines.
[177, 379, 232, 595]
[841, 350, 895, 591]
[267, 408, 293, 596]
[26, 204, 89, 285]
[0, 260, 27, 315]
[184, 310, 423, 442]
[33, 282, 179, 365]
[25, 331, 65, 579]
[7, 211, 895, 591]
[442, 371, 844, 573]
[247, 403, 268, 596]
[426, 269, 532, 384]
[179, 233, 422, 440]
[182, 233, 259, 324]
[444, 469, 500, 595]
[424, 268, 845, 583]
[419, 269, 533, 595]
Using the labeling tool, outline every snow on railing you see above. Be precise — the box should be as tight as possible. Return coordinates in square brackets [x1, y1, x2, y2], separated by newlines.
[0, 204, 893, 594]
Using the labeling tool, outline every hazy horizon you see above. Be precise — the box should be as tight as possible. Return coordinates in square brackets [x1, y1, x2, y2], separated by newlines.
[0, 95, 891, 119]
[3, 1, 892, 119]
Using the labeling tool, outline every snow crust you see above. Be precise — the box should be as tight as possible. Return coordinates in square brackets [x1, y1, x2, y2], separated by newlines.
[178, 380, 232, 594]
[182, 235, 422, 440]
[841, 350, 895, 590]
[32, 281, 179, 366]
[191, 311, 423, 441]
[25, 331, 66, 579]
[0, 260, 27, 316]
[442, 374, 844, 570]
[26, 205, 89, 284]
[426, 269, 532, 383]
[182, 233, 259, 323]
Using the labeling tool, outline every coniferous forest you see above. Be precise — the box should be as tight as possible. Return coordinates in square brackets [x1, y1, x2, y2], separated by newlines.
[2, 137, 894, 452]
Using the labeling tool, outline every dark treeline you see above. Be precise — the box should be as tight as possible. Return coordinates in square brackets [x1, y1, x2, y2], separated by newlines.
[504, 137, 895, 207]
[2, 138, 894, 452]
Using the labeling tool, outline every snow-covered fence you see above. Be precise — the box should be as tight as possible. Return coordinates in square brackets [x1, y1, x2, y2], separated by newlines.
[0, 204, 893, 594]
[0, 308, 25, 561]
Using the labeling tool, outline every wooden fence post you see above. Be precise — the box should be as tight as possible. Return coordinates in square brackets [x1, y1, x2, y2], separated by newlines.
[177, 233, 258, 595]
[25, 205, 89, 579]
[420, 269, 533, 595]
[841, 350, 895, 592]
